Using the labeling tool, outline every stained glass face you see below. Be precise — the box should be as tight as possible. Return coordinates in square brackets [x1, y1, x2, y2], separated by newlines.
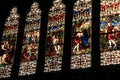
[0, 7, 19, 78]
[44, 0, 65, 72]
[100, 0, 120, 66]
[18, 2, 41, 76]
[71, 0, 92, 69]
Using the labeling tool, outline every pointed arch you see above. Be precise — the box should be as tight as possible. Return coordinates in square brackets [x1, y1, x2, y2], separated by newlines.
[0, 7, 19, 78]
[44, 0, 66, 72]
[71, 0, 92, 69]
[18, 2, 42, 76]
[100, 0, 120, 66]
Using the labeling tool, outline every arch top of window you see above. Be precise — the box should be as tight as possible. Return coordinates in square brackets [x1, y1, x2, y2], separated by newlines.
[29, 2, 41, 14]
[10, 7, 18, 14]
[74, 0, 92, 5]
[31, 2, 39, 10]
[73, 0, 92, 11]
[5, 7, 19, 27]
[8, 7, 19, 19]
[49, 0, 65, 16]
[26, 2, 41, 20]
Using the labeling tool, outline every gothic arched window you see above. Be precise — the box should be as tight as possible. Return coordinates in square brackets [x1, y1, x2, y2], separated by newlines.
[100, 0, 120, 66]
[71, 0, 92, 69]
[18, 2, 41, 76]
[44, 0, 65, 72]
[0, 7, 19, 78]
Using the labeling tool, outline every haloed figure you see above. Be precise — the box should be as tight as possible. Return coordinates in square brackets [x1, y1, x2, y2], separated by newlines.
[52, 35, 60, 54]
[81, 29, 89, 47]
[106, 22, 119, 48]
[73, 32, 82, 53]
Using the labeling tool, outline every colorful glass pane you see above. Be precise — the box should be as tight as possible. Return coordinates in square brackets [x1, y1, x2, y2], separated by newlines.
[44, 0, 65, 72]
[100, 0, 120, 66]
[19, 2, 41, 76]
[0, 7, 19, 78]
[71, 0, 92, 69]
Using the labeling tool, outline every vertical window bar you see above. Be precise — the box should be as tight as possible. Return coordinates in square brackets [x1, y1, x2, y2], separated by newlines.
[92, 0, 100, 69]
[61, 0, 74, 78]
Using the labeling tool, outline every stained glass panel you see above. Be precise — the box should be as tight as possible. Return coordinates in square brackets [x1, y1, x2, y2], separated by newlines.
[18, 2, 41, 76]
[100, 0, 120, 66]
[71, 0, 92, 69]
[44, 0, 65, 72]
[0, 7, 19, 78]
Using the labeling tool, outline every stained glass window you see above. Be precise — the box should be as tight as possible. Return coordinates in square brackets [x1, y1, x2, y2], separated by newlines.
[100, 0, 120, 66]
[0, 7, 19, 78]
[44, 0, 65, 72]
[71, 0, 92, 69]
[18, 2, 41, 76]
